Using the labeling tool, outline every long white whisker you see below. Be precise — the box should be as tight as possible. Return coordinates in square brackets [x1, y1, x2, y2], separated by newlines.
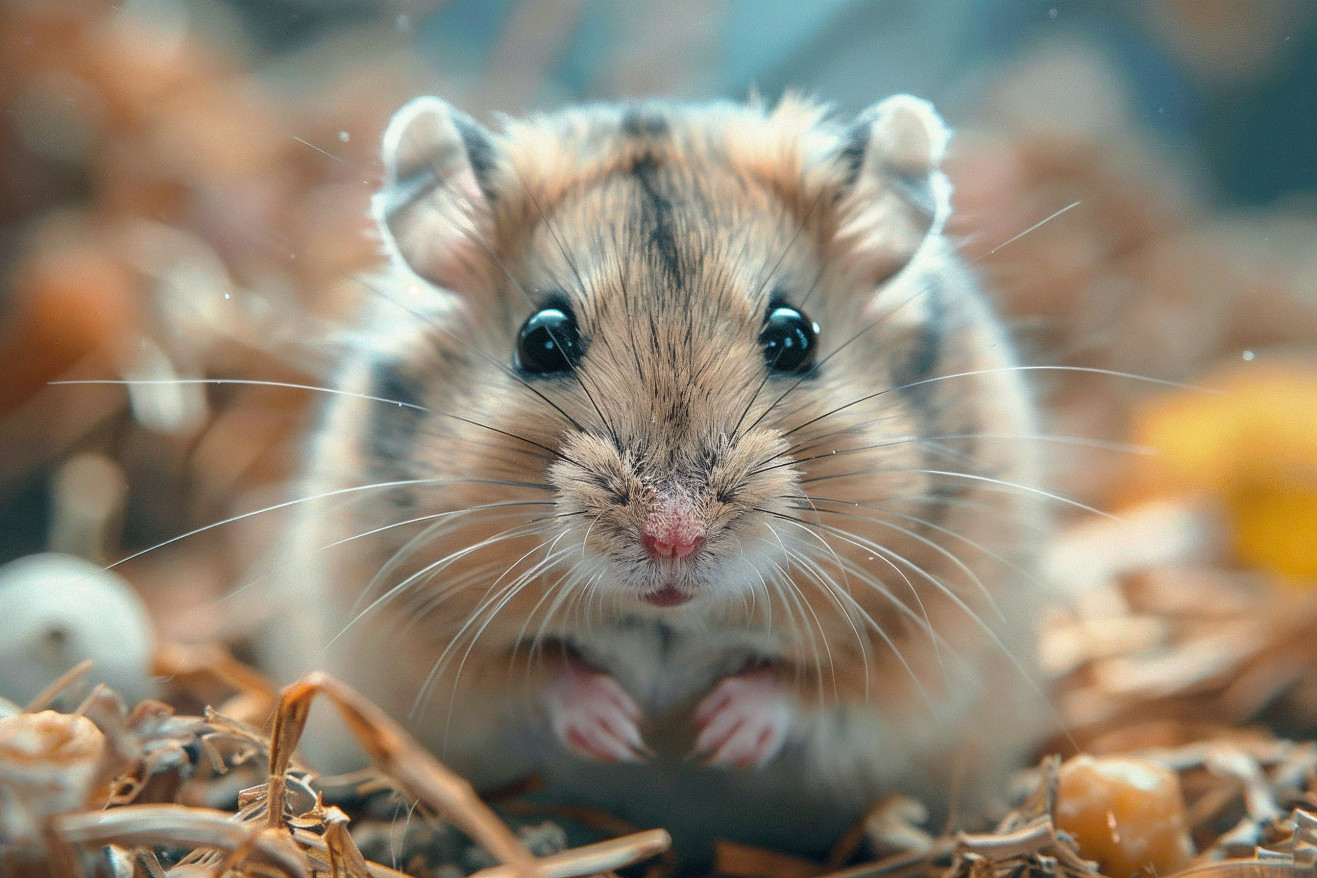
[810, 520, 1069, 746]
[801, 466, 1114, 519]
[327, 518, 553, 651]
[966, 200, 1081, 264]
[449, 537, 574, 700]
[761, 547, 830, 702]
[805, 495, 1039, 595]
[418, 535, 567, 722]
[518, 544, 605, 669]
[348, 507, 556, 616]
[781, 364, 1215, 443]
[768, 510, 941, 688]
[779, 540, 873, 698]
[780, 430, 1152, 473]
[791, 501, 1007, 624]
[814, 556, 940, 709]
[52, 377, 429, 411]
[107, 476, 535, 572]
[325, 501, 556, 549]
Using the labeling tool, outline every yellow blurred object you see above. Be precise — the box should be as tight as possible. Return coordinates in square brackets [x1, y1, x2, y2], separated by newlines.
[1054, 754, 1194, 878]
[1129, 358, 1317, 580]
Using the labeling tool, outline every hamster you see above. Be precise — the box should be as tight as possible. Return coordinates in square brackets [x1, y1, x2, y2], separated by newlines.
[262, 94, 1050, 859]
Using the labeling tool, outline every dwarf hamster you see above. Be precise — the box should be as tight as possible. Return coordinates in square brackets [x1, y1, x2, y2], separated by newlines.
[263, 94, 1050, 858]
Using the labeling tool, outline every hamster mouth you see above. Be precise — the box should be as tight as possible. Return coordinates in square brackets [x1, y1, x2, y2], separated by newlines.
[643, 585, 691, 607]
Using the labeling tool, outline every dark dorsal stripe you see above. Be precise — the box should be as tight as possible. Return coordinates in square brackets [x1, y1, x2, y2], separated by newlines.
[630, 153, 682, 282]
[621, 107, 670, 139]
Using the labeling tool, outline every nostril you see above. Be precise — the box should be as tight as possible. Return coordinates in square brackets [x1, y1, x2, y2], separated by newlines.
[642, 499, 706, 561]
[642, 531, 704, 560]
[671, 534, 704, 560]
[642, 531, 672, 558]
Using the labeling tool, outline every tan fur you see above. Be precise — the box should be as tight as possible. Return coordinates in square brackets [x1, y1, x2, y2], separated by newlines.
[264, 95, 1050, 860]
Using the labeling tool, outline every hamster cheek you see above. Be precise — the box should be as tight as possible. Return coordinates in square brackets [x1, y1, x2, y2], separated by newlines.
[691, 666, 797, 769]
[541, 654, 650, 763]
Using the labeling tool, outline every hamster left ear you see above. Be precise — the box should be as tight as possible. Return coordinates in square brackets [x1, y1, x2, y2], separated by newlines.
[833, 95, 953, 282]
[372, 96, 501, 293]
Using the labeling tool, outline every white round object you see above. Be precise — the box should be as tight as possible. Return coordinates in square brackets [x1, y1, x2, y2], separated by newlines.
[0, 553, 155, 707]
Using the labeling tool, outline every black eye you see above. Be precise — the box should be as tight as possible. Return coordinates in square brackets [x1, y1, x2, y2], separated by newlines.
[759, 305, 819, 374]
[516, 306, 583, 375]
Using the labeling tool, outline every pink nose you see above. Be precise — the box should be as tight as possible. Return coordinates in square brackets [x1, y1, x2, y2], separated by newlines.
[642, 499, 706, 560]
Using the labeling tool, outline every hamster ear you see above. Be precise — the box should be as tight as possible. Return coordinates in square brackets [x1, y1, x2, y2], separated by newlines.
[372, 97, 499, 292]
[834, 95, 952, 282]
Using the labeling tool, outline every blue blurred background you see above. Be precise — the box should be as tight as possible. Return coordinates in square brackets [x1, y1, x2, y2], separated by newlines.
[227, 0, 1317, 206]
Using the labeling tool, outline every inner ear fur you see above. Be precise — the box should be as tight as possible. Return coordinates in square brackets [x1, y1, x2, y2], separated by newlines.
[833, 94, 953, 285]
[372, 96, 500, 293]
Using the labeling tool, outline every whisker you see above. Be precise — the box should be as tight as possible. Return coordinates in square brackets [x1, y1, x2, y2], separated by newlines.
[904, 469, 1114, 519]
[763, 507, 943, 685]
[775, 515, 945, 712]
[326, 501, 554, 548]
[519, 560, 592, 669]
[331, 517, 556, 648]
[782, 429, 1152, 470]
[750, 434, 919, 477]
[344, 505, 557, 617]
[52, 377, 429, 411]
[495, 165, 625, 445]
[392, 514, 585, 630]
[777, 538, 875, 698]
[292, 134, 352, 166]
[763, 554, 830, 702]
[781, 558, 846, 701]
[782, 364, 1214, 444]
[817, 554, 944, 710]
[728, 206, 830, 440]
[803, 494, 1038, 594]
[104, 476, 542, 572]
[734, 299, 903, 442]
[739, 248, 970, 443]
[450, 537, 573, 695]
[790, 500, 1006, 624]
[924, 432, 1154, 455]
[965, 200, 1081, 265]
[521, 576, 582, 684]
[416, 534, 566, 719]
[799, 466, 1114, 519]
[429, 538, 579, 733]
[803, 517, 1070, 746]
[60, 375, 572, 465]
[512, 164, 592, 301]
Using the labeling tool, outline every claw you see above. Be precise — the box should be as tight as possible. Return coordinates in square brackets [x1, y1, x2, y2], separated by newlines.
[691, 667, 793, 768]
[543, 660, 649, 763]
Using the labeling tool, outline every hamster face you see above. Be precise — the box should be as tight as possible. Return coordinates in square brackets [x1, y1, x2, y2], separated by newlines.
[526, 165, 924, 616]
[352, 98, 1004, 646]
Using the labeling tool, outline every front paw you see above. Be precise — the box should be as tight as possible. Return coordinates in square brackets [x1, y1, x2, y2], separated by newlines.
[543, 660, 649, 763]
[691, 667, 794, 768]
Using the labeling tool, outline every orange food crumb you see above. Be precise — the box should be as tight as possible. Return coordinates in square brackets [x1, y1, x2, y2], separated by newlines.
[1055, 754, 1194, 878]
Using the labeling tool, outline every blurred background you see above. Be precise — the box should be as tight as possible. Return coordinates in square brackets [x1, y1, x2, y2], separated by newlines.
[1, 0, 1316, 743]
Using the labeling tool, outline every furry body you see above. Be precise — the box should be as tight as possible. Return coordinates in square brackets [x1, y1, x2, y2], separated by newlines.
[265, 96, 1049, 858]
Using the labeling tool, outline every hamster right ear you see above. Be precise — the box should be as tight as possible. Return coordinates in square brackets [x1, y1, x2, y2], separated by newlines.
[372, 97, 500, 292]
[833, 95, 952, 284]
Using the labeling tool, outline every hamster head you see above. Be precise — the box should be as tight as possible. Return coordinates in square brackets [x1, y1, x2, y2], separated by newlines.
[352, 95, 1030, 638]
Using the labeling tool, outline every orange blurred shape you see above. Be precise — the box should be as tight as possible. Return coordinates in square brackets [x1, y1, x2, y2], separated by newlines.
[1055, 754, 1194, 878]
[0, 218, 137, 414]
[1129, 357, 1317, 581]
